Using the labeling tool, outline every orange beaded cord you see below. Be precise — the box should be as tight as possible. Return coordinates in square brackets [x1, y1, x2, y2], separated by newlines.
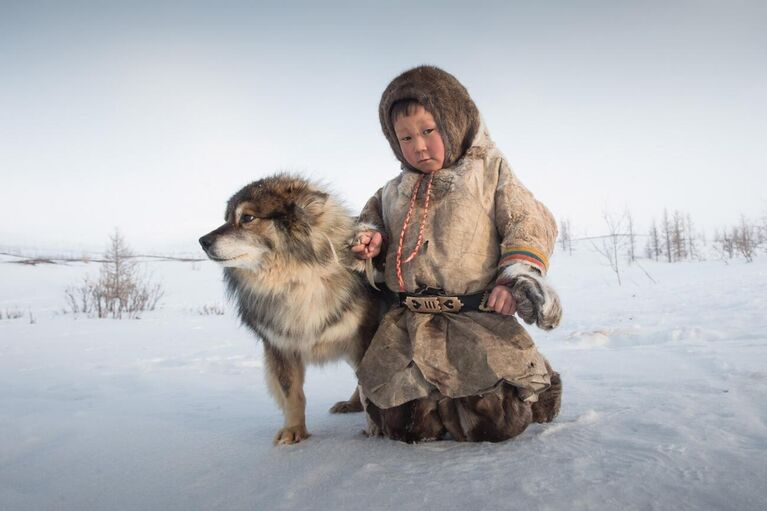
[395, 171, 437, 292]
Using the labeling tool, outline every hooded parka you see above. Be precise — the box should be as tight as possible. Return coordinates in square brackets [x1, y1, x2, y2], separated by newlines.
[356, 66, 561, 439]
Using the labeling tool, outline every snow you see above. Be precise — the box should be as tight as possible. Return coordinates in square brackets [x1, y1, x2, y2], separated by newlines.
[1, 248, 766, 510]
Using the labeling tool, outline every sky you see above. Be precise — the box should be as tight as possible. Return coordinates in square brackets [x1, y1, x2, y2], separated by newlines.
[1, 0, 765, 253]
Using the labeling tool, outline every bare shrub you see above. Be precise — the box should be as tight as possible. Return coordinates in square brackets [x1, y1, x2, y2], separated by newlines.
[760, 208, 767, 249]
[647, 219, 661, 261]
[662, 208, 673, 262]
[734, 215, 758, 263]
[558, 217, 574, 255]
[651, 208, 705, 262]
[626, 210, 636, 263]
[591, 210, 628, 286]
[196, 303, 226, 316]
[65, 275, 96, 314]
[1, 308, 24, 320]
[712, 229, 731, 263]
[64, 230, 164, 318]
[713, 215, 761, 263]
[685, 213, 701, 261]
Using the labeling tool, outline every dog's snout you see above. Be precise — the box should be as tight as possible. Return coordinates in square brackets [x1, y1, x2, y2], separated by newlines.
[199, 234, 214, 252]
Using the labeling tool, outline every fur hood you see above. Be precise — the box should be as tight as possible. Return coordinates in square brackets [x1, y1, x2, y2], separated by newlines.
[379, 65, 480, 171]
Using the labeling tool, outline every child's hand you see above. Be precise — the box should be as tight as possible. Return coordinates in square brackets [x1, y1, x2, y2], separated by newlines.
[486, 284, 516, 316]
[351, 230, 383, 260]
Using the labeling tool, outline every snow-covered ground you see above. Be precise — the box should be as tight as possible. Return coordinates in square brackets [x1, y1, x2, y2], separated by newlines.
[1, 248, 766, 510]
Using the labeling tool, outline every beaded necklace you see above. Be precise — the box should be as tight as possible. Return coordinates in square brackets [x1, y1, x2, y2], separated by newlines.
[395, 171, 437, 292]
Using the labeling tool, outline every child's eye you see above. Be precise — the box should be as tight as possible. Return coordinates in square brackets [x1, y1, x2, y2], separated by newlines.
[399, 136, 411, 142]
[423, 128, 434, 135]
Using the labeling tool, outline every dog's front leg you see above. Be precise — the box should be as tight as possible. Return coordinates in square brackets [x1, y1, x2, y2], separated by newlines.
[263, 342, 309, 445]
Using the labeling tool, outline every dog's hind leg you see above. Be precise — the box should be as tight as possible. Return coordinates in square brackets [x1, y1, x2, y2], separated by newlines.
[330, 305, 379, 415]
[263, 342, 310, 445]
[329, 386, 363, 413]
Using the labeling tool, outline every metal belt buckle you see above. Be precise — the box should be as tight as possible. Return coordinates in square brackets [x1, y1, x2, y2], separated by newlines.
[478, 290, 494, 312]
[404, 295, 463, 313]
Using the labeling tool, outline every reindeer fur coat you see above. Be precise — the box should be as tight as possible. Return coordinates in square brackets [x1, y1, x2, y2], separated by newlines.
[356, 66, 559, 409]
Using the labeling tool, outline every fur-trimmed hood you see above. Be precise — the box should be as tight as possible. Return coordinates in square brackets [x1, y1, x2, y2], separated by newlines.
[379, 65, 480, 171]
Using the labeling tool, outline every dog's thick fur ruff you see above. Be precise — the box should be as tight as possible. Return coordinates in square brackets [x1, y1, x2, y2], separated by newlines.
[200, 175, 380, 445]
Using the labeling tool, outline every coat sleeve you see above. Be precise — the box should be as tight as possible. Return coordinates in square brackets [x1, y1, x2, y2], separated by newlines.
[357, 187, 385, 233]
[493, 158, 558, 280]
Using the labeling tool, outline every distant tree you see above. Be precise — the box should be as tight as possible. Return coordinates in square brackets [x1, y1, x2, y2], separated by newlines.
[734, 215, 757, 262]
[662, 208, 672, 262]
[684, 213, 701, 261]
[559, 217, 573, 255]
[626, 209, 636, 264]
[592, 210, 627, 286]
[759, 207, 767, 248]
[712, 215, 762, 263]
[65, 230, 164, 318]
[698, 228, 707, 256]
[648, 219, 661, 261]
[719, 228, 735, 259]
[671, 210, 687, 261]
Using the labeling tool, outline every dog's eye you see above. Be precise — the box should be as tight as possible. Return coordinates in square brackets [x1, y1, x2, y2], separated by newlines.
[241, 214, 255, 224]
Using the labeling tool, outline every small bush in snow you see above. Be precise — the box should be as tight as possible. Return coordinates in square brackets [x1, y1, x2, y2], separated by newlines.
[196, 304, 226, 316]
[64, 230, 164, 319]
[1, 308, 25, 320]
[713, 215, 762, 263]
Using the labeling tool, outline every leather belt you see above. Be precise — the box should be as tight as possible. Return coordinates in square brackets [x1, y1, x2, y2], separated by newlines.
[398, 289, 493, 314]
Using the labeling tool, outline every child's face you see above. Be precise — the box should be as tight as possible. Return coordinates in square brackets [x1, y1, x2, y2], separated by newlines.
[392, 105, 445, 173]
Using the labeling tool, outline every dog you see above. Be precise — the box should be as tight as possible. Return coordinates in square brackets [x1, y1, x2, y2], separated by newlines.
[199, 175, 381, 445]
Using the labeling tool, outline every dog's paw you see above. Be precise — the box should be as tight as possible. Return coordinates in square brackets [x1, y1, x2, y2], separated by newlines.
[329, 399, 364, 414]
[273, 425, 311, 445]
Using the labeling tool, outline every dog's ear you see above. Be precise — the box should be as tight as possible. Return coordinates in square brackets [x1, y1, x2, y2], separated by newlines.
[297, 191, 328, 218]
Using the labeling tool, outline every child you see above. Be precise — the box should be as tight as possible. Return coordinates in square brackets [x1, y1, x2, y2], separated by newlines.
[352, 65, 563, 443]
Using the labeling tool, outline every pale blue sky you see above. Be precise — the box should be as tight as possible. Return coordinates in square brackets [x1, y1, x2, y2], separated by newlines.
[1, 0, 765, 252]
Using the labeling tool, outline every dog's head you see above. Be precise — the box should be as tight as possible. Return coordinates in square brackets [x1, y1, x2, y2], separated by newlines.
[199, 175, 333, 270]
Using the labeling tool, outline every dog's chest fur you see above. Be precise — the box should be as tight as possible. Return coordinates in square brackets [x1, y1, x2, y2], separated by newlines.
[227, 266, 364, 362]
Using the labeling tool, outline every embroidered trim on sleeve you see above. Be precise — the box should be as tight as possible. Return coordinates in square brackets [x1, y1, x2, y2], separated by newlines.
[499, 247, 549, 273]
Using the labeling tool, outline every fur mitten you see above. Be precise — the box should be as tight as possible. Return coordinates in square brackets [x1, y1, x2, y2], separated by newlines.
[498, 264, 562, 330]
